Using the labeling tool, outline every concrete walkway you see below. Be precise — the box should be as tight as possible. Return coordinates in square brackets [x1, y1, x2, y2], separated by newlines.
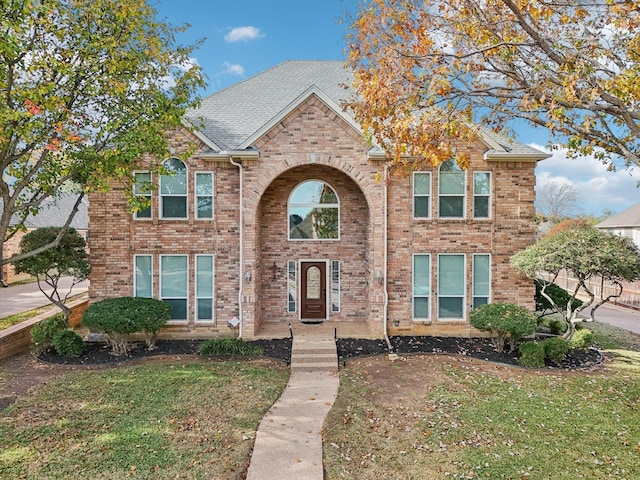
[246, 334, 339, 480]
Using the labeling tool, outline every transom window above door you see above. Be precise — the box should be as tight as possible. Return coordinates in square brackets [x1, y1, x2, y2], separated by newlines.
[288, 180, 339, 240]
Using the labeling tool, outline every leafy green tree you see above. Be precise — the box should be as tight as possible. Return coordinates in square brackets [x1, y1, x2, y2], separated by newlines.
[0, 0, 205, 284]
[347, 0, 639, 170]
[511, 227, 640, 339]
[13, 227, 90, 321]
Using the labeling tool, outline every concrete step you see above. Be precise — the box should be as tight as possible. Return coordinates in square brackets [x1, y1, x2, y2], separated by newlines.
[291, 362, 338, 373]
[292, 353, 337, 363]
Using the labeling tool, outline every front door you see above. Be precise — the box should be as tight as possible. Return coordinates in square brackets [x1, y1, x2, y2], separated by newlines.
[301, 261, 326, 322]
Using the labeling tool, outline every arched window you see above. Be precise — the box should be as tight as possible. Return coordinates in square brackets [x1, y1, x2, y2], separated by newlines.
[438, 159, 465, 218]
[288, 180, 339, 240]
[160, 158, 187, 219]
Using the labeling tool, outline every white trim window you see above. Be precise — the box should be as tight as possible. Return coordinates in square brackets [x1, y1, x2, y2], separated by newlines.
[287, 260, 297, 313]
[438, 254, 465, 319]
[195, 172, 213, 219]
[160, 158, 187, 219]
[413, 172, 431, 219]
[134, 254, 152, 298]
[473, 172, 491, 219]
[160, 255, 188, 321]
[473, 254, 491, 308]
[438, 159, 466, 218]
[133, 172, 152, 219]
[331, 260, 340, 313]
[412, 254, 431, 319]
[288, 180, 339, 240]
[195, 255, 214, 322]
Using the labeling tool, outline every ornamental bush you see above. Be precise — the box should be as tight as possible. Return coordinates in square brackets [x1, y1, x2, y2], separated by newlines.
[198, 338, 263, 356]
[543, 337, 570, 363]
[82, 297, 170, 355]
[519, 341, 546, 368]
[31, 314, 67, 353]
[470, 303, 537, 353]
[569, 328, 594, 350]
[52, 329, 84, 358]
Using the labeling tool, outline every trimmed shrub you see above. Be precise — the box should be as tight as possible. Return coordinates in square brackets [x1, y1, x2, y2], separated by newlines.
[198, 338, 263, 356]
[52, 329, 84, 358]
[30, 314, 67, 353]
[535, 279, 583, 316]
[470, 303, 537, 353]
[543, 337, 569, 363]
[569, 328, 594, 350]
[82, 297, 170, 355]
[519, 341, 545, 368]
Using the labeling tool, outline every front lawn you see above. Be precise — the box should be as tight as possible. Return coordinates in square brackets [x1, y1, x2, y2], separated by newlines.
[0, 360, 288, 479]
[324, 350, 640, 479]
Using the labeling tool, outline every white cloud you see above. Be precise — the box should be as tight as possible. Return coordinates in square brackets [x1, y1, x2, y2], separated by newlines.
[221, 62, 245, 77]
[533, 143, 640, 216]
[224, 26, 265, 43]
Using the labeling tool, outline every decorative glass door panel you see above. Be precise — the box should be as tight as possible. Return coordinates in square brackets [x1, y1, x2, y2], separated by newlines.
[301, 262, 326, 321]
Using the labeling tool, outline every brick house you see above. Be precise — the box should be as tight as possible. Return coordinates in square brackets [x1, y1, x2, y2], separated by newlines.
[88, 61, 549, 339]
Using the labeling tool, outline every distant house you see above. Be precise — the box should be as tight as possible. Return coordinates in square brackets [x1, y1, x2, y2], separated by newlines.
[1, 194, 88, 284]
[88, 60, 549, 339]
[596, 202, 640, 249]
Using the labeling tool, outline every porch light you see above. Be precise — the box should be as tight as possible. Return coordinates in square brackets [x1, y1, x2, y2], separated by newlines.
[244, 270, 252, 283]
[375, 270, 383, 284]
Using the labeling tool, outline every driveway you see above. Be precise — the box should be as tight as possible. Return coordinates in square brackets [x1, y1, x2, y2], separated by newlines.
[581, 302, 640, 335]
[0, 278, 88, 318]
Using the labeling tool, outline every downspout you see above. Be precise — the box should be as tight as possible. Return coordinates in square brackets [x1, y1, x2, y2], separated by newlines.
[383, 163, 391, 352]
[229, 157, 244, 338]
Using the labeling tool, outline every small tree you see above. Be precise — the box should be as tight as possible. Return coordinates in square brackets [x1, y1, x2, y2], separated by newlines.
[511, 226, 640, 339]
[12, 227, 90, 321]
[470, 303, 537, 353]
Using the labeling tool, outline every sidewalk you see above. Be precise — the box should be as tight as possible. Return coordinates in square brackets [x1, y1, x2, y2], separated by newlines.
[0, 278, 88, 318]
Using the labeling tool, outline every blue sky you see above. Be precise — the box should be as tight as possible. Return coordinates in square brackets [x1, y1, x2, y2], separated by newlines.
[155, 0, 640, 218]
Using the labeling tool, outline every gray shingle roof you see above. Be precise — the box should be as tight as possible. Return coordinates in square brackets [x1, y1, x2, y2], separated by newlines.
[596, 202, 640, 228]
[1, 194, 88, 230]
[186, 60, 548, 161]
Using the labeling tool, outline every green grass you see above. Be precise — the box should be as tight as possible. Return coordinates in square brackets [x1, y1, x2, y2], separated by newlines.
[0, 306, 53, 330]
[0, 361, 288, 479]
[324, 352, 640, 479]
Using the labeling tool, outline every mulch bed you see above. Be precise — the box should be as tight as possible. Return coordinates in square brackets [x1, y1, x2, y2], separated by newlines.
[38, 335, 603, 369]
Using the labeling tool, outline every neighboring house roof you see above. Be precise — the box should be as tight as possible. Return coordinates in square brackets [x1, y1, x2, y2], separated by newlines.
[1, 194, 88, 230]
[186, 60, 550, 162]
[596, 202, 640, 229]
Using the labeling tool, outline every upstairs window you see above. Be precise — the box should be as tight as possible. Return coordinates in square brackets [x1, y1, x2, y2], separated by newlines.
[289, 180, 339, 240]
[438, 159, 465, 218]
[413, 172, 431, 219]
[133, 172, 152, 219]
[160, 158, 187, 219]
[195, 172, 213, 219]
[473, 172, 491, 218]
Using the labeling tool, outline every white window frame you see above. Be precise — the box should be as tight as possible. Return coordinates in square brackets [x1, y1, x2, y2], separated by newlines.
[194, 171, 214, 220]
[472, 254, 491, 308]
[331, 260, 340, 313]
[133, 171, 152, 220]
[160, 254, 189, 322]
[288, 179, 340, 241]
[412, 254, 431, 320]
[287, 260, 297, 313]
[437, 253, 466, 320]
[413, 172, 431, 219]
[438, 159, 466, 219]
[195, 254, 214, 322]
[160, 158, 188, 220]
[473, 171, 491, 219]
[133, 254, 153, 298]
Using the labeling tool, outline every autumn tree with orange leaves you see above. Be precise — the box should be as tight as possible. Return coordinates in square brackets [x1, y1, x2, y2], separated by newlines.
[0, 0, 204, 285]
[347, 0, 640, 171]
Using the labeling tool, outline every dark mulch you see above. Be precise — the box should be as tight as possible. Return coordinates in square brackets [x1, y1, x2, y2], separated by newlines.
[39, 335, 603, 370]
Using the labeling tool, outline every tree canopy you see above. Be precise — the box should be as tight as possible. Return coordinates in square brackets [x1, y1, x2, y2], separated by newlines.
[511, 226, 640, 338]
[0, 0, 205, 280]
[347, 0, 640, 170]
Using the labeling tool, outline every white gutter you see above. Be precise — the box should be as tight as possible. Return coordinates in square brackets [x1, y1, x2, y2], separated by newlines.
[201, 150, 260, 161]
[229, 157, 244, 338]
[383, 163, 391, 351]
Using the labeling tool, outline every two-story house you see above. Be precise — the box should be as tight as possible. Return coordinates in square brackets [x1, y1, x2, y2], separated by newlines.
[88, 61, 549, 339]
